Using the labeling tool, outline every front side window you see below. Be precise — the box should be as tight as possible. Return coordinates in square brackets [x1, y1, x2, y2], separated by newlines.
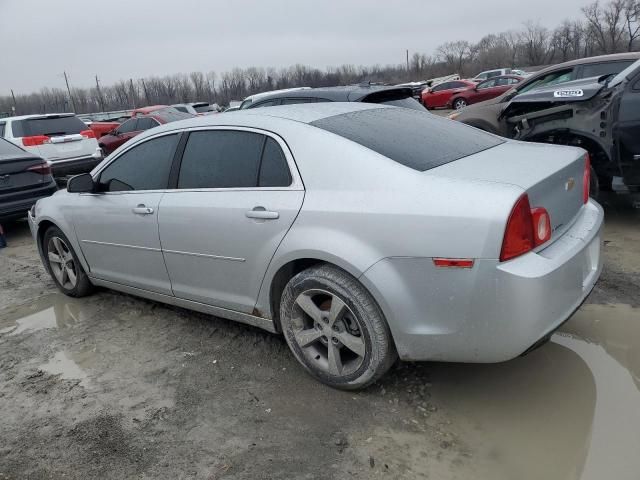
[117, 119, 138, 134]
[251, 99, 280, 109]
[431, 82, 451, 92]
[281, 98, 312, 105]
[581, 61, 633, 79]
[99, 134, 179, 192]
[178, 130, 264, 188]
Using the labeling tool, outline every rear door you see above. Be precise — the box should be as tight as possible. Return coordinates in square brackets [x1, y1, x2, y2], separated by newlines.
[73, 133, 180, 294]
[158, 128, 304, 313]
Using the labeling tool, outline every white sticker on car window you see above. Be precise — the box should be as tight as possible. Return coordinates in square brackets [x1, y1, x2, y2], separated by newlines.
[553, 89, 584, 98]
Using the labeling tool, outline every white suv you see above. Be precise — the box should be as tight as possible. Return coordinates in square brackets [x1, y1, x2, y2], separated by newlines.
[0, 113, 102, 178]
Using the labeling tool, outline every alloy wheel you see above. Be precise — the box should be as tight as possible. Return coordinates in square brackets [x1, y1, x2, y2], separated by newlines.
[291, 289, 367, 376]
[47, 236, 78, 290]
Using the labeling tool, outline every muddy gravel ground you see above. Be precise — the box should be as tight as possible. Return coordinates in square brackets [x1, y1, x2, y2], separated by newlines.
[1, 193, 639, 480]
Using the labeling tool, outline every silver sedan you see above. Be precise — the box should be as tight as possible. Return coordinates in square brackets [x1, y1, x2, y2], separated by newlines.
[28, 103, 604, 389]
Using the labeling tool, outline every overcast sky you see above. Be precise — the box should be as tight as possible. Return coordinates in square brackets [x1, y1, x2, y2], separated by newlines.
[1, 0, 588, 94]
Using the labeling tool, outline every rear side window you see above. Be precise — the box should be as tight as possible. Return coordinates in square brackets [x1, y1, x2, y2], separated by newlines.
[152, 108, 194, 122]
[178, 130, 264, 188]
[259, 137, 291, 187]
[174, 106, 188, 113]
[0, 123, 4, 137]
[21, 116, 86, 137]
[580, 61, 634, 79]
[250, 100, 280, 109]
[136, 118, 158, 130]
[311, 108, 503, 172]
[281, 98, 312, 105]
[450, 81, 470, 89]
[99, 134, 179, 191]
[117, 118, 138, 133]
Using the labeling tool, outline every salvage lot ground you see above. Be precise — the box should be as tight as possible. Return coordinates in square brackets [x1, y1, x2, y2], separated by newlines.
[1, 193, 639, 480]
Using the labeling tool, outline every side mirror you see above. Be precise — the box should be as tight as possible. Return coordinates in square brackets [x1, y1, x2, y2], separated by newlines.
[67, 173, 96, 193]
[111, 129, 119, 136]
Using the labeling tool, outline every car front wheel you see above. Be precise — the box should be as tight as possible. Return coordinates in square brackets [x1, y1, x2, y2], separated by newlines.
[43, 226, 94, 297]
[279, 264, 397, 390]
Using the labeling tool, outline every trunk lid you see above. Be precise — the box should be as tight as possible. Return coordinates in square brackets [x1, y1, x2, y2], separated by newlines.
[428, 140, 587, 242]
[0, 154, 49, 192]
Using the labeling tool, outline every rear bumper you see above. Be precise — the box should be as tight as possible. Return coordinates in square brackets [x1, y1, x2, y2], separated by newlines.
[0, 182, 58, 220]
[50, 150, 103, 177]
[361, 200, 604, 362]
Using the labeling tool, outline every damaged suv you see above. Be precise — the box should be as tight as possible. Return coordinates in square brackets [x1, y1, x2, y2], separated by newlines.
[451, 53, 640, 192]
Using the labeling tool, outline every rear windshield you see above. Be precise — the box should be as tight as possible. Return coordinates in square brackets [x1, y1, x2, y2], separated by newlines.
[362, 90, 426, 111]
[0, 137, 27, 159]
[15, 116, 86, 137]
[310, 107, 503, 171]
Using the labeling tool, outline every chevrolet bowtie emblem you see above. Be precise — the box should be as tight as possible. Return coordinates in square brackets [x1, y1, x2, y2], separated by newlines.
[565, 177, 575, 191]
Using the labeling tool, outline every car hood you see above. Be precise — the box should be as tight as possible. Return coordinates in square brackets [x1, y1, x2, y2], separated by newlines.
[509, 76, 607, 104]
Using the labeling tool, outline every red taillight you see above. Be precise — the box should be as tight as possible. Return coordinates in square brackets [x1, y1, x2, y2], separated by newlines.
[22, 135, 50, 147]
[500, 194, 534, 262]
[583, 154, 591, 203]
[26, 162, 52, 175]
[81, 129, 96, 139]
[531, 207, 551, 246]
[500, 194, 553, 262]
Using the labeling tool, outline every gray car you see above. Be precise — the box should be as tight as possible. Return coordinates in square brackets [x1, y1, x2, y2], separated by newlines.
[28, 103, 604, 389]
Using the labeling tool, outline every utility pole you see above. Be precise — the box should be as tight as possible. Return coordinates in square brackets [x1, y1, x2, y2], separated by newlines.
[95, 75, 105, 112]
[141, 78, 151, 105]
[129, 78, 137, 109]
[63, 71, 77, 112]
[10, 89, 17, 115]
[406, 49, 410, 80]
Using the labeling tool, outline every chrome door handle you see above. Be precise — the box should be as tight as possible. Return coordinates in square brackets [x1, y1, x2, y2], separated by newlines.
[132, 205, 154, 215]
[246, 207, 279, 220]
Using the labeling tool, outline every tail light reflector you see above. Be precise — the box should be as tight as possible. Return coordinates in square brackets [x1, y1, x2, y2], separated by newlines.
[81, 129, 96, 139]
[26, 162, 52, 175]
[531, 207, 551, 246]
[433, 258, 475, 268]
[583, 154, 591, 204]
[22, 135, 50, 147]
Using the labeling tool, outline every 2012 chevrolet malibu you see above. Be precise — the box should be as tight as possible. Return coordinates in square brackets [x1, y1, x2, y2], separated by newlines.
[28, 103, 604, 390]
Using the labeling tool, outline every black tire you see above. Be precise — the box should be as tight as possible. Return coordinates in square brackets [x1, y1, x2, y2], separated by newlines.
[590, 167, 600, 199]
[43, 226, 94, 297]
[452, 97, 467, 110]
[597, 174, 613, 192]
[279, 264, 397, 390]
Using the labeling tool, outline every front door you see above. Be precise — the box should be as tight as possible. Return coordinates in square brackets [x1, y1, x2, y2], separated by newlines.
[158, 129, 304, 313]
[73, 133, 180, 294]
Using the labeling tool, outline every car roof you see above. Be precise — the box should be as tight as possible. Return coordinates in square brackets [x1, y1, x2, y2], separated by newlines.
[0, 113, 76, 121]
[534, 52, 640, 75]
[135, 102, 388, 139]
[243, 84, 413, 105]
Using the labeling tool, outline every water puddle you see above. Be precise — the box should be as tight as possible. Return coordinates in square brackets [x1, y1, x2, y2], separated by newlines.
[430, 303, 640, 480]
[39, 351, 89, 387]
[0, 293, 97, 336]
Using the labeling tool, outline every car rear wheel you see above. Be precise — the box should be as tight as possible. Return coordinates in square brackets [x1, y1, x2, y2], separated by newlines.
[279, 264, 397, 390]
[43, 226, 93, 297]
[452, 98, 467, 110]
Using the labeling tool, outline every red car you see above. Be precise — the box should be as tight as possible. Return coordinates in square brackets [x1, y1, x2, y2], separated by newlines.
[422, 76, 522, 110]
[88, 121, 121, 140]
[98, 107, 193, 155]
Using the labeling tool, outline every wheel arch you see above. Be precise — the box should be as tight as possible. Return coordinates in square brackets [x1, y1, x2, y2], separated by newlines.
[35, 217, 91, 274]
[259, 252, 375, 333]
